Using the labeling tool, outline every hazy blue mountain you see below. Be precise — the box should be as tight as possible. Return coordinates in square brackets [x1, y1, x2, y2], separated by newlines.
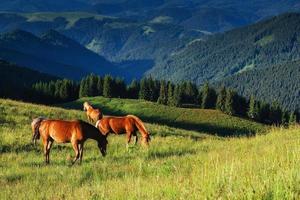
[0, 29, 115, 79]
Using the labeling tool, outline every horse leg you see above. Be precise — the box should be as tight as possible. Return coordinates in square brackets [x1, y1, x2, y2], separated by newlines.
[126, 132, 132, 150]
[133, 132, 138, 145]
[46, 139, 53, 164]
[71, 140, 80, 165]
[78, 143, 84, 164]
[42, 138, 49, 164]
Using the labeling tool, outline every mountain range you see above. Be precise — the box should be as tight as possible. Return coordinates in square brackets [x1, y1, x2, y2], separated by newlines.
[0, 1, 299, 110]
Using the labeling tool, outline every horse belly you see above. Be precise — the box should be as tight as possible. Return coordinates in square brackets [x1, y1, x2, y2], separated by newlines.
[49, 132, 71, 143]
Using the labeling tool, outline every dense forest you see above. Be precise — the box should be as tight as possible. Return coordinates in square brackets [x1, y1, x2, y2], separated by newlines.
[0, 60, 57, 99]
[148, 13, 300, 85]
[215, 60, 300, 111]
[21, 74, 298, 126]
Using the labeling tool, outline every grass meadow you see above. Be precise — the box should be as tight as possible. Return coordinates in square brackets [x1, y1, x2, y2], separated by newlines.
[0, 98, 299, 199]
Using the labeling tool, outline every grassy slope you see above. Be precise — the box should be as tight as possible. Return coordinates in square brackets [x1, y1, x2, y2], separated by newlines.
[0, 99, 299, 199]
[62, 96, 266, 136]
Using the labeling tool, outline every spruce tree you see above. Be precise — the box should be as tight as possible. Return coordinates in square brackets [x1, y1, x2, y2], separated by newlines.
[216, 86, 226, 112]
[139, 78, 152, 101]
[96, 76, 103, 96]
[173, 84, 183, 107]
[157, 81, 168, 105]
[103, 75, 113, 98]
[288, 111, 297, 125]
[269, 102, 282, 125]
[79, 78, 88, 98]
[248, 95, 259, 120]
[127, 79, 139, 99]
[201, 82, 216, 109]
[225, 89, 236, 115]
[167, 81, 174, 106]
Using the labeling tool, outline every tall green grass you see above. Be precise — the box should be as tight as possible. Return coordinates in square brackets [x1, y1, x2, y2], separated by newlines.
[1, 99, 299, 199]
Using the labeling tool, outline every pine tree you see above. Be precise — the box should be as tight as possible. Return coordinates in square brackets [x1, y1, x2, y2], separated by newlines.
[157, 81, 168, 105]
[79, 78, 88, 98]
[96, 76, 103, 96]
[173, 84, 183, 107]
[216, 86, 226, 112]
[288, 111, 297, 125]
[248, 95, 259, 120]
[103, 75, 113, 98]
[127, 79, 140, 99]
[258, 102, 270, 123]
[167, 81, 174, 106]
[139, 78, 150, 100]
[269, 102, 282, 125]
[225, 89, 236, 115]
[201, 82, 216, 109]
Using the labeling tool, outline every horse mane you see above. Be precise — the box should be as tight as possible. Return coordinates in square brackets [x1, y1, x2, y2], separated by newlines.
[127, 115, 150, 139]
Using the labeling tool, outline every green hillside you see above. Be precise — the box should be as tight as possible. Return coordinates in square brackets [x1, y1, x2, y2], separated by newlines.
[0, 99, 299, 199]
[62, 96, 265, 136]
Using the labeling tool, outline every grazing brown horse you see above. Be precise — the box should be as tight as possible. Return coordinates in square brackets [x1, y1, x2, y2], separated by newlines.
[31, 118, 108, 164]
[95, 115, 150, 148]
[83, 102, 103, 123]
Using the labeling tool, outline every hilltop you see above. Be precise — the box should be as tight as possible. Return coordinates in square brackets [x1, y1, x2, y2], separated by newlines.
[0, 98, 299, 199]
[62, 96, 266, 136]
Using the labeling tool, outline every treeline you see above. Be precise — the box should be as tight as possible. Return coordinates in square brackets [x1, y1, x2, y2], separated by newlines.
[29, 74, 299, 126]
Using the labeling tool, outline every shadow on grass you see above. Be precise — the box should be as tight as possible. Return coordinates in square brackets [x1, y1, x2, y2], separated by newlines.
[147, 149, 196, 160]
[62, 102, 258, 137]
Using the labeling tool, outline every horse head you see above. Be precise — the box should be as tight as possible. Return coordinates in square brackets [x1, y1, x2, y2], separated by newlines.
[97, 135, 108, 157]
[83, 102, 88, 111]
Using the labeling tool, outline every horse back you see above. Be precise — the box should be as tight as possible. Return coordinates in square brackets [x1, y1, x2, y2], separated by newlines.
[99, 116, 136, 134]
[40, 120, 84, 143]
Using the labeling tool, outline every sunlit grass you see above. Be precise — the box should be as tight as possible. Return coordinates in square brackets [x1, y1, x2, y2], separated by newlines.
[0, 99, 299, 199]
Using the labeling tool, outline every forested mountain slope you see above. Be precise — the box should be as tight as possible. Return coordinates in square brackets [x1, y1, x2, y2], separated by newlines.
[216, 60, 300, 111]
[147, 13, 300, 85]
[0, 60, 57, 98]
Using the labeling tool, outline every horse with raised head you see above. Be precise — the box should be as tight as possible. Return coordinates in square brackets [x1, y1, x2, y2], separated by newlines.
[95, 115, 150, 148]
[83, 102, 103, 123]
[31, 118, 108, 164]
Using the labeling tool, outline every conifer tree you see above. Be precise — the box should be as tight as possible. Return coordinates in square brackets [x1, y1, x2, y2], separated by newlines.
[288, 111, 297, 125]
[216, 86, 226, 112]
[79, 78, 88, 98]
[173, 84, 183, 107]
[103, 75, 113, 98]
[96, 76, 103, 96]
[127, 79, 139, 99]
[248, 95, 259, 120]
[201, 82, 216, 109]
[167, 81, 174, 106]
[157, 81, 168, 105]
[269, 102, 282, 125]
[139, 78, 151, 100]
[225, 89, 236, 115]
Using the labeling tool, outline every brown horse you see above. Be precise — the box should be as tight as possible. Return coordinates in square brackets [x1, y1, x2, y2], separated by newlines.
[31, 118, 108, 164]
[83, 102, 103, 123]
[95, 115, 150, 148]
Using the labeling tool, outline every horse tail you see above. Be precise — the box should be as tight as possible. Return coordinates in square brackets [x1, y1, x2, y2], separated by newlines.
[127, 115, 150, 144]
[31, 117, 45, 145]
